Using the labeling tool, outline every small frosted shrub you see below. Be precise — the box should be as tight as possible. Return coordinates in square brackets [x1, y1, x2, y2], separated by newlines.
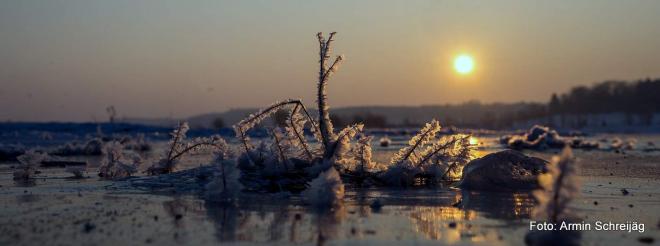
[13, 150, 47, 180]
[98, 142, 138, 179]
[610, 137, 623, 150]
[340, 135, 385, 177]
[502, 125, 598, 151]
[51, 138, 104, 156]
[532, 147, 580, 222]
[233, 33, 473, 195]
[624, 138, 636, 150]
[381, 121, 472, 186]
[526, 147, 581, 245]
[302, 168, 344, 208]
[147, 122, 228, 175]
[389, 120, 442, 167]
[234, 32, 360, 196]
[123, 133, 152, 151]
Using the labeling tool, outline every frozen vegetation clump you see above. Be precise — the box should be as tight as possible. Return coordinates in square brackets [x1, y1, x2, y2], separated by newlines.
[302, 168, 344, 208]
[234, 32, 356, 195]
[525, 147, 581, 246]
[501, 125, 598, 150]
[609, 137, 636, 151]
[120, 133, 152, 152]
[51, 138, 105, 156]
[13, 150, 47, 180]
[379, 120, 472, 186]
[98, 142, 139, 179]
[205, 144, 241, 203]
[147, 122, 228, 175]
[126, 32, 473, 206]
[232, 32, 474, 199]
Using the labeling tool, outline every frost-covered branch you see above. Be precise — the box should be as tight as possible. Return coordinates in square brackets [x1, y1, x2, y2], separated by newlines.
[532, 147, 580, 223]
[99, 142, 139, 179]
[147, 122, 229, 175]
[234, 99, 318, 154]
[390, 120, 441, 166]
[316, 32, 344, 154]
[285, 104, 314, 160]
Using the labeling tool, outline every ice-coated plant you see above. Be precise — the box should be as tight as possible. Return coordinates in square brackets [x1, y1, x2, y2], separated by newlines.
[98, 141, 138, 179]
[234, 32, 361, 193]
[390, 120, 442, 167]
[147, 122, 229, 175]
[380, 121, 472, 186]
[532, 147, 580, 223]
[233, 32, 473, 194]
[51, 138, 104, 156]
[302, 167, 345, 208]
[13, 150, 47, 180]
[205, 147, 241, 203]
[526, 147, 581, 246]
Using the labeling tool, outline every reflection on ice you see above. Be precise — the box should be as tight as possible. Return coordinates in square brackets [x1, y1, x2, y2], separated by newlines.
[190, 187, 535, 244]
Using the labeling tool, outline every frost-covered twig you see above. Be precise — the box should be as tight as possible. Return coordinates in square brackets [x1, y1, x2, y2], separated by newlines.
[285, 104, 314, 160]
[316, 32, 344, 154]
[98, 142, 138, 179]
[390, 120, 441, 166]
[532, 147, 580, 223]
[327, 124, 364, 163]
[234, 99, 319, 155]
[147, 122, 229, 175]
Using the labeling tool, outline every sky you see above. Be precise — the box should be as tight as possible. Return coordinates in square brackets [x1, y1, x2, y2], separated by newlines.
[1, 0, 659, 122]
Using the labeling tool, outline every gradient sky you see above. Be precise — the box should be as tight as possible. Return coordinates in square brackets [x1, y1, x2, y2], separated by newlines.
[1, 0, 659, 122]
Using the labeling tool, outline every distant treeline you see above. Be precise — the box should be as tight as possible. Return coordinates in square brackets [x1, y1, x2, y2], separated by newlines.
[199, 78, 660, 130]
[548, 78, 660, 123]
[327, 78, 660, 129]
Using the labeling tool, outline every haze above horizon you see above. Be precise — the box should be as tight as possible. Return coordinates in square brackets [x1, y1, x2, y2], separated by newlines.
[1, 1, 659, 121]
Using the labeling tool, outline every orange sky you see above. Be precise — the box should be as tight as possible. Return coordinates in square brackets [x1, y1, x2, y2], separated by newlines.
[1, 1, 659, 121]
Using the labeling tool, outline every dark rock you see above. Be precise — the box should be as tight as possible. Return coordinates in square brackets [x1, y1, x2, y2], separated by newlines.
[459, 150, 548, 191]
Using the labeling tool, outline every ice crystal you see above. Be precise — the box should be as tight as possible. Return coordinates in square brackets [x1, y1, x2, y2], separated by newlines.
[390, 120, 441, 166]
[302, 167, 344, 208]
[147, 122, 228, 175]
[98, 142, 138, 179]
[532, 147, 580, 223]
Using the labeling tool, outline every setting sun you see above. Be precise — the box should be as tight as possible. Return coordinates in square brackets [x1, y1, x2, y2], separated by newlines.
[454, 54, 474, 74]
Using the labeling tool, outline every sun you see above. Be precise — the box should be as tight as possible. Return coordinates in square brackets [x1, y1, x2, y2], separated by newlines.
[454, 54, 474, 74]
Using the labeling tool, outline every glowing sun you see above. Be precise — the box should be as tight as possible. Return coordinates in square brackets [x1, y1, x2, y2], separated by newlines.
[454, 54, 474, 74]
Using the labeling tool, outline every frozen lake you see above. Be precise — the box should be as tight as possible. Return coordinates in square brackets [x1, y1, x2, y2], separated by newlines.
[1, 134, 659, 245]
